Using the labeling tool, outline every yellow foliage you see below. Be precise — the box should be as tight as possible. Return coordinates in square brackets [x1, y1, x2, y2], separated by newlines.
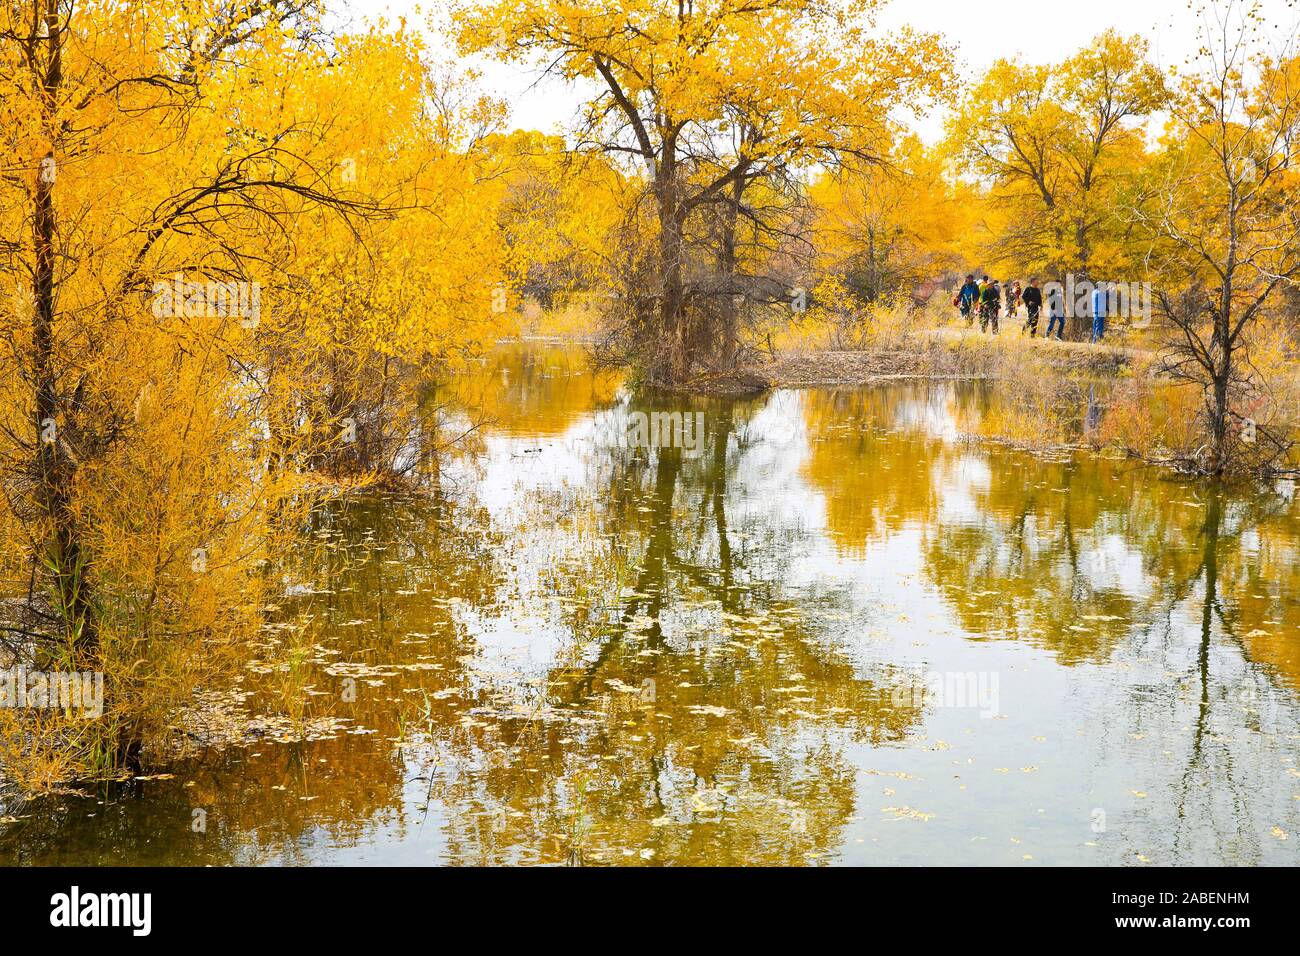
[0, 1, 513, 781]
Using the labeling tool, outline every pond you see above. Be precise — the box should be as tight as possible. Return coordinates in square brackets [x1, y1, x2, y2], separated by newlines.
[2, 343, 1298, 865]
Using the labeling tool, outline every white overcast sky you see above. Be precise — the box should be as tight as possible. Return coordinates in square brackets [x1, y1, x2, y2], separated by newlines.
[334, 0, 1300, 143]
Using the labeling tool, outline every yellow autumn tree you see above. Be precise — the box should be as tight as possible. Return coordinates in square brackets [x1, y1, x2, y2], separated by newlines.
[1127, 3, 1300, 474]
[0, 0, 510, 781]
[454, 0, 952, 384]
[811, 135, 973, 305]
[253, 33, 511, 482]
[947, 31, 1166, 287]
[480, 130, 627, 313]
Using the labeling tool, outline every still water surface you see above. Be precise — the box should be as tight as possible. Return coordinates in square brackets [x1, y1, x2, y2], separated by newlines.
[3, 344, 1299, 865]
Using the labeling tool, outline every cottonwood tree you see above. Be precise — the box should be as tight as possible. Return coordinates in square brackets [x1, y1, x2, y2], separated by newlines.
[949, 31, 1166, 309]
[257, 49, 510, 482]
[455, 0, 950, 384]
[481, 130, 628, 312]
[0, 0, 377, 761]
[810, 135, 970, 308]
[1130, 0, 1300, 475]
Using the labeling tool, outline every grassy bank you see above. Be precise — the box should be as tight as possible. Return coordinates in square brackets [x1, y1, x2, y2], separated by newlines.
[744, 327, 1138, 388]
[741, 301, 1300, 477]
[513, 296, 1299, 476]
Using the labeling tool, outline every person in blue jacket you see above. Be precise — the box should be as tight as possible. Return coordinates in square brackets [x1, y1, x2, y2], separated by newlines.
[956, 274, 980, 326]
[1045, 284, 1066, 340]
[1090, 284, 1108, 343]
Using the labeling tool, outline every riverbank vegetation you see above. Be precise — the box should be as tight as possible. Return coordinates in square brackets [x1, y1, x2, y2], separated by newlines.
[0, 0, 515, 784]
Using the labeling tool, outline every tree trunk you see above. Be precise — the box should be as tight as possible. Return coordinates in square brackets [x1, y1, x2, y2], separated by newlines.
[1207, 315, 1232, 475]
[715, 176, 744, 369]
[32, 0, 97, 659]
[657, 158, 689, 384]
[1205, 242, 1236, 474]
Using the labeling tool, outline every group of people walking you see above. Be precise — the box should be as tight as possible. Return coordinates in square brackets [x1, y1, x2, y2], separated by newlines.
[953, 274, 1105, 342]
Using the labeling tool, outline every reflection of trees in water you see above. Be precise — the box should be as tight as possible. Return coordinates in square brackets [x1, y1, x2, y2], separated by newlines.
[445, 342, 623, 439]
[921, 458, 1147, 665]
[428, 383, 1300, 864]
[5, 389, 928, 865]
[803, 382, 1300, 861]
[802, 383, 1300, 682]
[801, 384, 1141, 660]
[8, 372, 1299, 865]
[800, 385, 956, 554]
[1127, 486, 1300, 863]
[428, 392, 925, 865]
[0, 738, 412, 865]
[0, 491, 505, 864]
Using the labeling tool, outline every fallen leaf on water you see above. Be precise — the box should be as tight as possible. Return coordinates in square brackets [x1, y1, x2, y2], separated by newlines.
[881, 805, 934, 822]
[686, 704, 729, 718]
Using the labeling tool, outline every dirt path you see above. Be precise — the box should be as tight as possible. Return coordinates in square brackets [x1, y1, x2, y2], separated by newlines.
[736, 327, 1150, 390]
[926, 325, 1152, 361]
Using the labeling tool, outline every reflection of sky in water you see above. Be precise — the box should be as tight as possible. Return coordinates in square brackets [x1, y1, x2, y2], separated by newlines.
[430, 375, 1300, 865]
[5, 351, 1298, 867]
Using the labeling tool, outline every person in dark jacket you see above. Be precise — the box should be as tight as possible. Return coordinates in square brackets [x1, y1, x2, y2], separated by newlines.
[980, 279, 1001, 333]
[1021, 278, 1043, 336]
